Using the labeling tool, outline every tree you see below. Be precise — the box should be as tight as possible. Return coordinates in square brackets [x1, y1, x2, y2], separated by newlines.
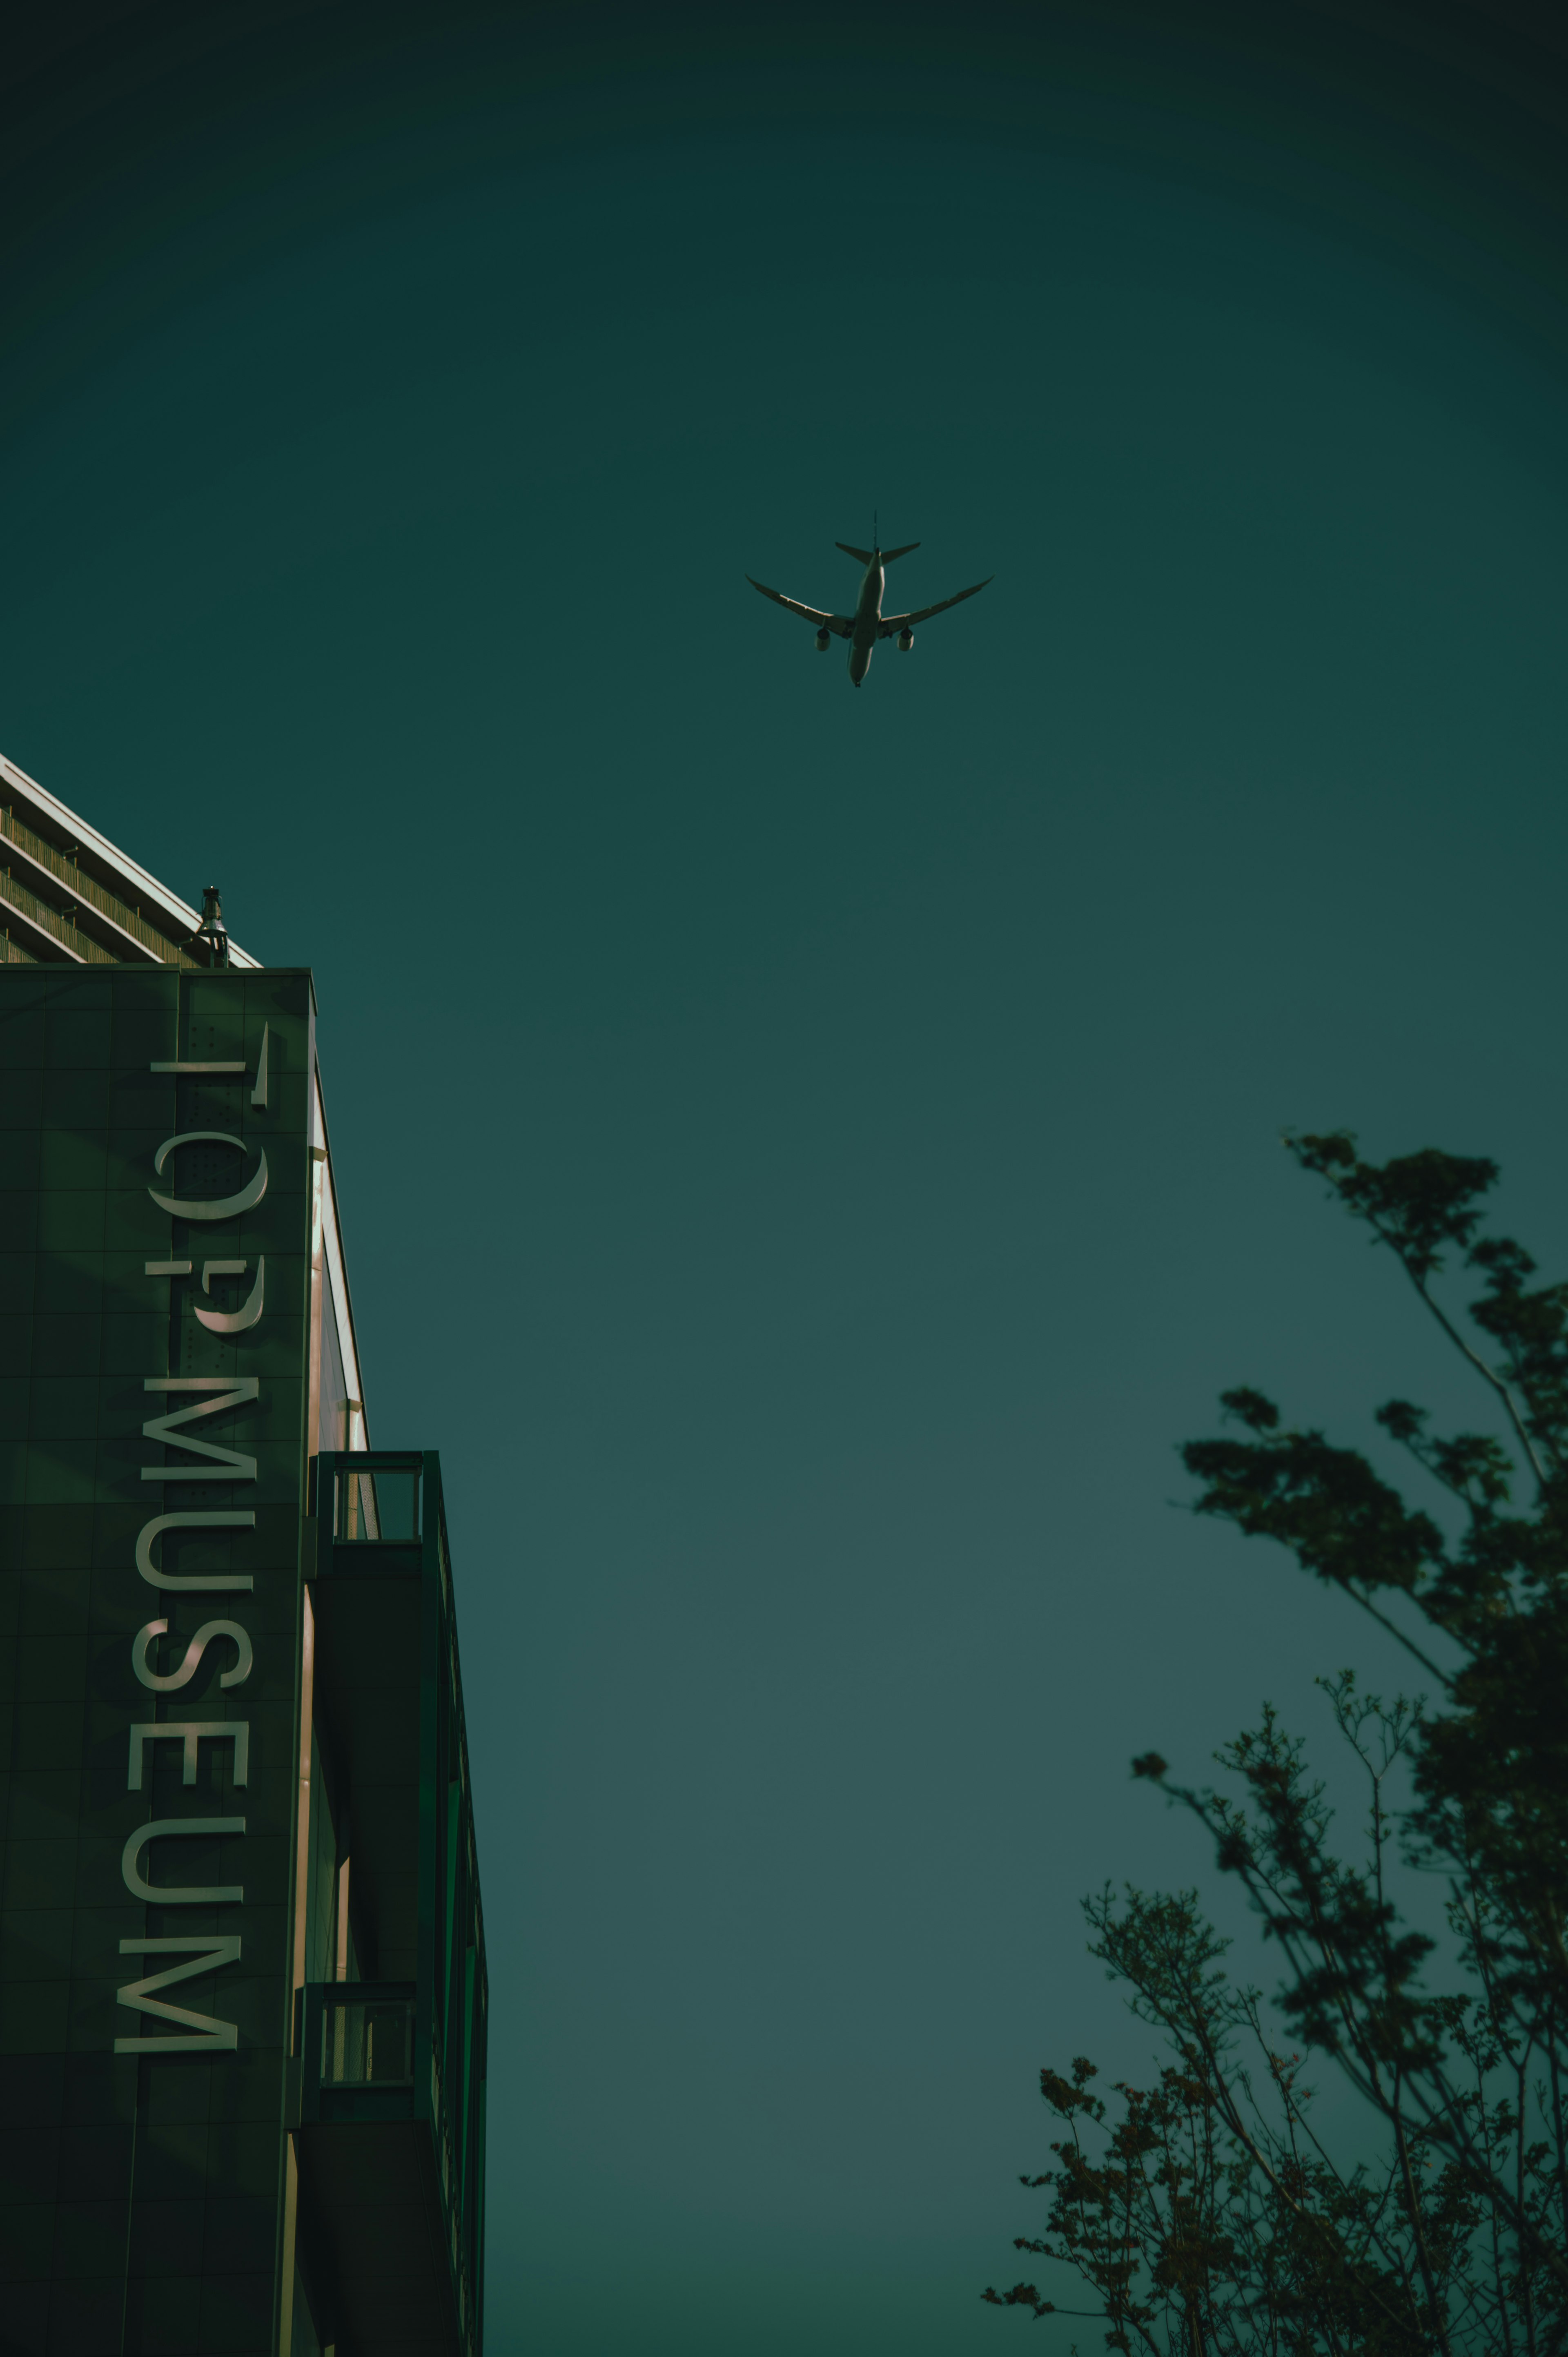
[985, 1134, 1568, 2357]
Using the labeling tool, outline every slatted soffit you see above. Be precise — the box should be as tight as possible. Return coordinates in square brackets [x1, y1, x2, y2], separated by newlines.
[0, 750, 261, 970]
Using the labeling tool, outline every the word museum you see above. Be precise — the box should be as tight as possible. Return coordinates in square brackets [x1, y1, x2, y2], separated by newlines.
[1, 747, 488, 2357]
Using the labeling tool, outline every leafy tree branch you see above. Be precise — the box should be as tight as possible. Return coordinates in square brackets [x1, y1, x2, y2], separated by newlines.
[989, 1138, 1568, 2356]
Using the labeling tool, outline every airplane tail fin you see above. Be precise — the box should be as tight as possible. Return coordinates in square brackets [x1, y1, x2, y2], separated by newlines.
[836, 542, 875, 564]
[880, 542, 920, 564]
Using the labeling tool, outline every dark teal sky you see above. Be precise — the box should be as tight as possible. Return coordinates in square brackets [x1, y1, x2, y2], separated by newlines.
[6, 7, 1568, 2351]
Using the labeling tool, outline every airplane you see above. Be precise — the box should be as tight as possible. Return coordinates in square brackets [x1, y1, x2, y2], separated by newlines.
[746, 535, 993, 687]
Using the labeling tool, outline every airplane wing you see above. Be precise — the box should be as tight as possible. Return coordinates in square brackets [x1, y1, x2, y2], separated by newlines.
[746, 577, 853, 638]
[878, 577, 993, 637]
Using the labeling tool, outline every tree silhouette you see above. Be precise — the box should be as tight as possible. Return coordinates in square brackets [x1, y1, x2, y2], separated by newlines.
[988, 1136, 1568, 2357]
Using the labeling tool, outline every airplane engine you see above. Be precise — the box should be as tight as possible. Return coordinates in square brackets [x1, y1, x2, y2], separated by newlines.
[814, 629, 831, 653]
[898, 627, 914, 653]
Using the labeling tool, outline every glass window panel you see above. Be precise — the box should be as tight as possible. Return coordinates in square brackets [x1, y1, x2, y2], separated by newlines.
[335, 1467, 419, 1541]
[321, 1995, 415, 2085]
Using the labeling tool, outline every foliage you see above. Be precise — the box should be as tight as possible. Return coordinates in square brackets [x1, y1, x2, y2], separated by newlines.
[986, 1135, 1568, 2357]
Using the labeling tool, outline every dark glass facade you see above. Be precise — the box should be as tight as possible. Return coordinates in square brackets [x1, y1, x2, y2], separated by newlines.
[0, 961, 487, 2356]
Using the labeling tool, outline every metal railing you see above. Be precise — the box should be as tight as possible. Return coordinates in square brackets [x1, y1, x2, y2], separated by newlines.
[0, 871, 116, 963]
[0, 805, 200, 966]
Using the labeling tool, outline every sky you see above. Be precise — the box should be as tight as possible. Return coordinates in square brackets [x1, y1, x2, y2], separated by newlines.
[5, 5, 1568, 2350]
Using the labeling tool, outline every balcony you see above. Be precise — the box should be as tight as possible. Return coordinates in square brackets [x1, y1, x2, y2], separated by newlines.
[0, 801, 203, 964]
[294, 1453, 487, 2357]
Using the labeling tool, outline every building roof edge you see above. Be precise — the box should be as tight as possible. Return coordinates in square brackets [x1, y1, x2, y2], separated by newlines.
[0, 747, 261, 969]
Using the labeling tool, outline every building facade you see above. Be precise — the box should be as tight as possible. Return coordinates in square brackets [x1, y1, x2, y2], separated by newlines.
[0, 755, 487, 2356]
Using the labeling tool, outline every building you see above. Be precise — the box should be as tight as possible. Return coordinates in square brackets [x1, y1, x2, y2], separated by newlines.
[1, 751, 488, 2356]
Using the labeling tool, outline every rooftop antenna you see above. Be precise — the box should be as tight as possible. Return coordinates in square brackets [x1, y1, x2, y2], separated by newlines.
[196, 883, 229, 970]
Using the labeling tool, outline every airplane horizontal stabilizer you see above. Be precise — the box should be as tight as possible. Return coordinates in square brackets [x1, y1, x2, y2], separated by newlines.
[835, 543, 874, 563]
[879, 542, 920, 564]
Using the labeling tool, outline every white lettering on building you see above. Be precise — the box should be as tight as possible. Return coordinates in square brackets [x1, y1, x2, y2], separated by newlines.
[118, 1098, 269, 2053]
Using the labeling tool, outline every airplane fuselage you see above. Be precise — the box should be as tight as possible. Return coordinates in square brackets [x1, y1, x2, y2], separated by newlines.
[848, 558, 884, 685]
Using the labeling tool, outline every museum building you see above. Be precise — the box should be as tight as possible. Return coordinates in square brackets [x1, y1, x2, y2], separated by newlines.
[0, 749, 488, 2356]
